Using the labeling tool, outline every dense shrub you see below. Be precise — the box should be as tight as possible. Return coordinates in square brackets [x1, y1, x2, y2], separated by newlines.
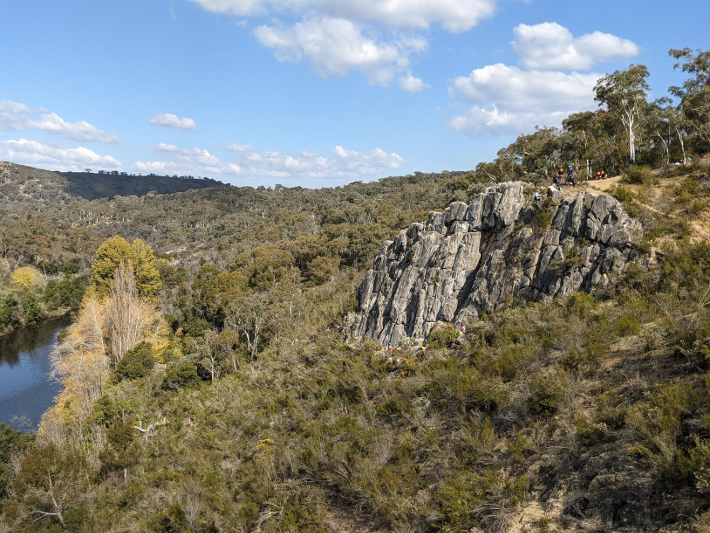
[0, 423, 32, 503]
[527, 371, 567, 416]
[623, 165, 656, 185]
[43, 275, 88, 311]
[115, 342, 155, 381]
[307, 255, 340, 284]
[99, 420, 141, 473]
[21, 291, 43, 324]
[0, 295, 18, 327]
[428, 323, 460, 349]
[627, 380, 710, 482]
[162, 360, 201, 390]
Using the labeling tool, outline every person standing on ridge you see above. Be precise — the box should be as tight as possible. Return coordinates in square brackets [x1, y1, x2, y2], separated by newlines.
[567, 166, 576, 187]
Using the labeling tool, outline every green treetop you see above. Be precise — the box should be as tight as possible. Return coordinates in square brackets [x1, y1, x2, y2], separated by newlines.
[90, 236, 162, 298]
[594, 64, 650, 164]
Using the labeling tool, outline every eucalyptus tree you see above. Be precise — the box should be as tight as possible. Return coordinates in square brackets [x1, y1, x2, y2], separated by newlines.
[594, 65, 651, 164]
[670, 48, 710, 151]
[563, 111, 598, 178]
[496, 127, 566, 183]
[645, 98, 676, 165]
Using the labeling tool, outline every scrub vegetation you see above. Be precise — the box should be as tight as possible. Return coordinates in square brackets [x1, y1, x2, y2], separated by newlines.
[0, 49, 710, 532]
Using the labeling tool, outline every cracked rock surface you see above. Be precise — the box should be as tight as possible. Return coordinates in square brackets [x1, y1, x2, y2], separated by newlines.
[349, 182, 642, 345]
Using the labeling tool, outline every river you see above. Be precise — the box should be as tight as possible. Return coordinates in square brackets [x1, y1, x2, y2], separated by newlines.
[0, 317, 71, 430]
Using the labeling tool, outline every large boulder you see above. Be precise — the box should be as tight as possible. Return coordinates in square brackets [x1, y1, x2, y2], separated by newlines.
[349, 182, 642, 345]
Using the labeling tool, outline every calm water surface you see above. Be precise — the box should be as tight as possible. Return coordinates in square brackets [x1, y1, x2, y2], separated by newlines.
[0, 317, 71, 429]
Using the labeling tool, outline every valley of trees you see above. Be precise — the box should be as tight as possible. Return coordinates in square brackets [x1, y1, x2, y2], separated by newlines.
[0, 48, 709, 532]
[0, 163, 223, 207]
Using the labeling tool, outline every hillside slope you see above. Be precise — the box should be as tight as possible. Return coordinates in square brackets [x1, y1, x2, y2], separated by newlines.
[2, 163, 710, 533]
[0, 162, 224, 206]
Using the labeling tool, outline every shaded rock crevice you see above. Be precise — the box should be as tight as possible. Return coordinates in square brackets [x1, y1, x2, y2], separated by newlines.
[349, 182, 642, 345]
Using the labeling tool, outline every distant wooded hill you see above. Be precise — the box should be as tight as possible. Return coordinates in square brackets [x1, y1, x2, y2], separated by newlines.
[0, 162, 225, 205]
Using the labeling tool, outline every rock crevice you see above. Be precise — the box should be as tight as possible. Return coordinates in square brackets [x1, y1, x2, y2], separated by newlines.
[349, 182, 642, 345]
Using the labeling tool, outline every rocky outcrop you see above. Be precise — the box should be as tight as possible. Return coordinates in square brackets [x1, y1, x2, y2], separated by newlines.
[349, 182, 642, 345]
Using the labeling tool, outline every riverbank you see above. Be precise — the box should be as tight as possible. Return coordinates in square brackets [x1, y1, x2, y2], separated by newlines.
[0, 307, 74, 341]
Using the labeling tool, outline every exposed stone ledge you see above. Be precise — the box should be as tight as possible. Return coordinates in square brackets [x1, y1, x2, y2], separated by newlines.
[348, 182, 642, 345]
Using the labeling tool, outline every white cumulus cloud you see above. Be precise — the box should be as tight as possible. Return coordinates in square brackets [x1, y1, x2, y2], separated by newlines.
[189, 0, 267, 17]
[451, 64, 600, 113]
[133, 160, 243, 177]
[227, 143, 255, 152]
[191, 0, 497, 88]
[190, 0, 498, 32]
[134, 143, 236, 176]
[0, 139, 122, 171]
[255, 16, 423, 86]
[446, 21, 637, 136]
[0, 100, 120, 143]
[231, 144, 404, 180]
[398, 73, 430, 92]
[155, 143, 221, 167]
[448, 63, 600, 135]
[512, 22, 639, 70]
[150, 113, 197, 130]
[28, 110, 121, 143]
[0, 101, 32, 131]
[136, 142, 404, 184]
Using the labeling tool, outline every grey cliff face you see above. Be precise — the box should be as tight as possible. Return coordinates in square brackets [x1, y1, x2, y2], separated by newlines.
[349, 182, 642, 345]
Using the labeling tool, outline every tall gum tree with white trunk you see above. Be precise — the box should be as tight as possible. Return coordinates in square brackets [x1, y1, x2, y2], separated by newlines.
[594, 65, 650, 164]
[670, 48, 710, 152]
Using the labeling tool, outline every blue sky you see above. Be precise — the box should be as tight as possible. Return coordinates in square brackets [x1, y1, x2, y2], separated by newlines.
[0, 0, 708, 187]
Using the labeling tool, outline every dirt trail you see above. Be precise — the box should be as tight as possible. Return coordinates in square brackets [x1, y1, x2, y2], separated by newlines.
[584, 175, 669, 218]
[585, 175, 623, 192]
[552, 175, 667, 217]
[584, 171, 710, 243]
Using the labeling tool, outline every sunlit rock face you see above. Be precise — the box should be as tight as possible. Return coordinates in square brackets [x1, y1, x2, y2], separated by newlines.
[349, 182, 642, 345]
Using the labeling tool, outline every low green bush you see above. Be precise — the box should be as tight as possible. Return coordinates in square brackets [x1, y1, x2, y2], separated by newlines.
[21, 291, 42, 324]
[428, 323, 460, 349]
[536, 208, 553, 232]
[43, 275, 88, 311]
[623, 165, 656, 186]
[115, 342, 155, 381]
[527, 371, 567, 417]
[162, 360, 201, 391]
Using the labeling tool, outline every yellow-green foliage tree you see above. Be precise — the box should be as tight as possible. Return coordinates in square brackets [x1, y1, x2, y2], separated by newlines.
[9, 265, 43, 290]
[90, 236, 161, 298]
[131, 239, 162, 297]
[109, 261, 168, 364]
[40, 259, 169, 447]
[40, 295, 109, 446]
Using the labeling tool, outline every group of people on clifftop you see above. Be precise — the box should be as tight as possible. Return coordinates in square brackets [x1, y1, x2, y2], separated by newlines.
[552, 165, 610, 187]
[553, 166, 579, 187]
